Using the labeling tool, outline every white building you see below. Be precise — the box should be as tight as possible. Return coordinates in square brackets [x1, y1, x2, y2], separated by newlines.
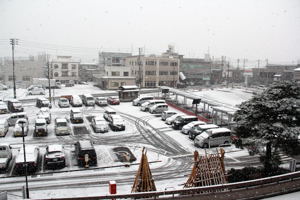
[49, 56, 80, 84]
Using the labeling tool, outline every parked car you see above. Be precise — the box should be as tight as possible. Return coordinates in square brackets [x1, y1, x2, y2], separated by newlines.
[70, 95, 83, 107]
[54, 118, 71, 136]
[91, 117, 109, 133]
[75, 140, 97, 168]
[7, 112, 28, 126]
[132, 96, 154, 106]
[70, 108, 84, 123]
[189, 124, 219, 140]
[58, 97, 70, 108]
[13, 118, 29, 137]
[107, 96, 120, 105]
[181, 121, 207, 135]
[7, 99, 24, 112]
[82, 94, 95, 106]
[172, 115, 198, 130]
[14, 146, 39, 174]
[44, 144, 66, 169]
[103, 108, 116, 121]
[0, 144, 12, 171]
[149, 103, 168, 114]
[37, 107, 51, 124]
[0, 101, 8, 114]
[33, 118, 48, 137]
[194, 128, 232, 148]
[165, 114, 185, 125]
[27, 87, 45, 95]
[95, 97, 108, 106]
[141, 100, 165, 112]
[109, 115, 125, 131]
[161, 111, 177, 121]
[0, 119, 9, 137]
[36, 97, 51, 108]
[0, 83, 8, 90]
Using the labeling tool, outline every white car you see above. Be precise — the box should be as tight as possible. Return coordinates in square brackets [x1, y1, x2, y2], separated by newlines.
[165, 114, 185, 125]
[55, 118, 71, 136]
[0, 101, 8, 114]
[13, 118, 29, 137]
[0, 119, 9, 137]
[28, 87, 45, 95]
[58, 97, 70, 108]
[91, 117, 109, 133]
[0, 83, 8, 90]
[37, 107, 51, 124]
[181, 121, 207, 135]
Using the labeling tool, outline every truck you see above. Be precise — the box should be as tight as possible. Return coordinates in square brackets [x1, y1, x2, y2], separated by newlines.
[32, 78, 61, 89]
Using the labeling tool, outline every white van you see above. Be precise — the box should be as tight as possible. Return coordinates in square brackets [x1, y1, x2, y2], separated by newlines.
[149, 103, 168, 114]
[194, 128, 231, 148]
[7, 112, 28, 126]
[58, 97, 70, 108]
[82, 94, 95, 106]
[140, 99, 166, 112]
[70, 95, 83, 107]
[132, 96, 154, 106]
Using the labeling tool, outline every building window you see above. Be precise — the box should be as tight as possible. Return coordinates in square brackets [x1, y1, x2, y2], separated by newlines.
[145, 81, 156, 87]
[8, 76, 13, 81]
[145, 71, 156, 75]
[111, 71, 120, 76]
[62, 63, 68, 69]
[111, 82, 119, 87]
[123, 72, 129, 76]
[54, 72, 59, 77]
[146, 60, 156, 66]
[71, 64, 77, 69]
[112, 57, 122, 66]
[170, 62, 178, 66]
[72, 72, 77, 77]
[170, 71, 178, 75]
[61, 71, 68, 77]
[22, 76, 30, 81]
[54, 64, 59, 69]
[159, 71, 168, 75]
[159, 61, 169, 66]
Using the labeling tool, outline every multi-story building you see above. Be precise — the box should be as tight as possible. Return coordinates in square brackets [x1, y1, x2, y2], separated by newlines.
[252, 64, 298, 85]
[0, 55, 47, 88]
[79, 63, 101, 82]
[96, 52, 135, 89]
[126, 47, 181, 88]
[49, 56, 80, 84]
[294, 67, 300, 82]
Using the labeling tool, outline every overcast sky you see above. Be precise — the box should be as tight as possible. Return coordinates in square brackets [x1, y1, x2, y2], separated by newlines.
[0, 0, 299, 65]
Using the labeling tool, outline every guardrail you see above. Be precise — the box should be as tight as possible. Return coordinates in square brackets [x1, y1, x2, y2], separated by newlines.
[39, 171, 300, 200]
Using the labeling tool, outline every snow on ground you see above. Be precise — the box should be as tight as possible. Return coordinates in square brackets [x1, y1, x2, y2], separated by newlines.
[0, 84, 268, 199]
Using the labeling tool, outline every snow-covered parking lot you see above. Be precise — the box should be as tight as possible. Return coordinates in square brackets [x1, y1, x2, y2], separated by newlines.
[0, 84, 291, 199]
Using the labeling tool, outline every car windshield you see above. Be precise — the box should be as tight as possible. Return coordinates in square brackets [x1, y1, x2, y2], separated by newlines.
[36, 122, 45, 126]
[87, 97, 94, 101]
[57, 122, 67, 127]
[60, 99, 68, 102]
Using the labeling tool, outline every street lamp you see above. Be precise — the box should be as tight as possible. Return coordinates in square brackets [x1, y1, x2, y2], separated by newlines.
[19, 120, 29, 199]
[192, 99, 201, 117]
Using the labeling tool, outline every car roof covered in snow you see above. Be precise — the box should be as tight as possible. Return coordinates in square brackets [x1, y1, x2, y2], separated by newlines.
[56, 118, 67, 123]
[47, 144, 63, 152]
[78, 140, 94, 150]
[35, 118, 46, 123]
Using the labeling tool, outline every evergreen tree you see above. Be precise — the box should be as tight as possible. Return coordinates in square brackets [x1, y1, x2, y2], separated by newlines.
[234, 81, 300, 175]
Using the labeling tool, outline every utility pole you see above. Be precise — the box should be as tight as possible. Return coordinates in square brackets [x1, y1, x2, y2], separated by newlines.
[138, 48, 142, 95]
[10, 38, 18, 99]
[47, 55, 52, 106]
[257, 59, 260, 84]
[226, 62, 230, 88]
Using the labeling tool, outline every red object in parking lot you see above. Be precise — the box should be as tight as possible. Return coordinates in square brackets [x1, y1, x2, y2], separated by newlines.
[109, 181, 117, 194]
[107, 97, 120, 105]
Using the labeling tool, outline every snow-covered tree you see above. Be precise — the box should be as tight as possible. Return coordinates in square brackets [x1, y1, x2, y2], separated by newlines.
[234, 81, 300, 174]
